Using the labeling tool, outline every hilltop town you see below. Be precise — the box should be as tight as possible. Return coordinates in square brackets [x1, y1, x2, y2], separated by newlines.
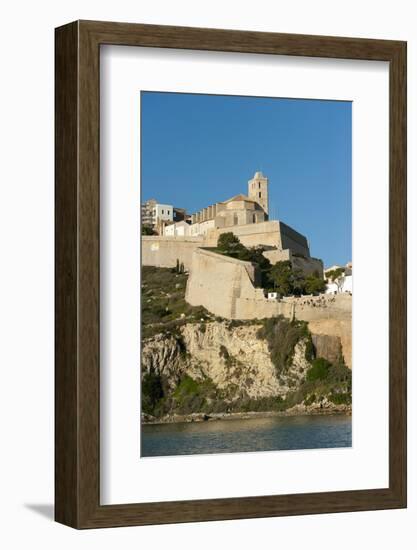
[141, 172, 352, 423]
[141, 171, 352, 320]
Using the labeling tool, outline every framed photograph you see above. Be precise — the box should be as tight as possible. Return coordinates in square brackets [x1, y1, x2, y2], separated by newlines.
[55, 20, 406, 528]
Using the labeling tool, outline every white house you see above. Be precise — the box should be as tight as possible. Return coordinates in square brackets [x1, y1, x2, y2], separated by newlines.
[164, 221, 191, 237]
[325, 274, 352, 294]
[154, 203, 173, 223]
[189, 219, 216, 237]
[141, 200, 174, 232]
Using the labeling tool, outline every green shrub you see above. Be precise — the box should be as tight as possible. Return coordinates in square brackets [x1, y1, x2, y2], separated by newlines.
[217, 233, 245, 256]
[306, 358, 332, 382]
[304, 273, 326, 295]
[173, 375, 200, 398]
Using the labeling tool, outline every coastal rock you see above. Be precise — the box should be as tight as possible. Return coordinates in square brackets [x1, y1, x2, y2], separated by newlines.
[142, 321, 313, 401]
[308, 319, 351, 368]
[311, 333, 343, 366]
[141, 333, 183, 389]
[181, 321, 283, 399]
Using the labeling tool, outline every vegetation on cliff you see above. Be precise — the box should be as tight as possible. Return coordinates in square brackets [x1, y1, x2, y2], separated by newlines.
[141, 266, 212, 338]
[257, 316, 314, 376]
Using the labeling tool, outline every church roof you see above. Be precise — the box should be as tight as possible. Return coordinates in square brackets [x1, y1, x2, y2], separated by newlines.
[224, 194, 257, 204]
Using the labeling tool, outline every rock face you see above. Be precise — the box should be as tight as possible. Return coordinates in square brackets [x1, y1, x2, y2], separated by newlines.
[311, 334, 342, 366]
[141, 321, 311, 401]
[308, 319, 351, 369]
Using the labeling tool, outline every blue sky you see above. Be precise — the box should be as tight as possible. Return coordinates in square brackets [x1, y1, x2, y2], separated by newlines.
[141, 91, 351, 267]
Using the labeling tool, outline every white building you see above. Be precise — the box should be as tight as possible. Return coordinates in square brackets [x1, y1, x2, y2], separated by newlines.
[164, 220, 191, 237]
[141, 200, 174, 233]
[154, 203, 173, 224]
[324, 263, 353, 294]
[189, 219, 215, 237]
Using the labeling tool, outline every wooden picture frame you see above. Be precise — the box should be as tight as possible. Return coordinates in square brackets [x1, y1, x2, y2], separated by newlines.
[55, 20, 407, 528]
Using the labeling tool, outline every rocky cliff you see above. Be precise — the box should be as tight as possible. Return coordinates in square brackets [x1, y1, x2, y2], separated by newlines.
[142, 321, 310, 401]
[308, 319, 352, 369]
[141, 318, 351, 420]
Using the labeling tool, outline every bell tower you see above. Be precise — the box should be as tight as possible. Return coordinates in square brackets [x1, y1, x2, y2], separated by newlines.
[248, 171, 269, 215]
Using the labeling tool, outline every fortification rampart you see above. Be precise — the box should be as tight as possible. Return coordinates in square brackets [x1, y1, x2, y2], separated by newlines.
[184, 249, 275, 319]
[283, 293, 351, 322]
[142, 236, 204, 271]
[262, 249, 323, 277]
[142, 220, 320, 276]
[185, 248, 351, 324]
[291, 255, 324, 278]
[204, 220, 310, 257]
[262, 248, 292, 263]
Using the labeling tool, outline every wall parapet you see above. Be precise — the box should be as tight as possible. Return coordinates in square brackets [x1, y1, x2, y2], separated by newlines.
[142, 235, 204, 243]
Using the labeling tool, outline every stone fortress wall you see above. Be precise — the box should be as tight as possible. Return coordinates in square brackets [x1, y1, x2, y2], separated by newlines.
[143, 219, 323, 276]
[185, 248, 289, 320]
[142, 236, 204, 272]
[185, 248, 350, 322]
[142, 231, 350, 367]
[185, 248, 352, 367]
[204, 220, 309, 253]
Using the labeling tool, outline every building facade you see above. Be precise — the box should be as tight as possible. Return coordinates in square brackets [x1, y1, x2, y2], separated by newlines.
[164, 220, 191, 237]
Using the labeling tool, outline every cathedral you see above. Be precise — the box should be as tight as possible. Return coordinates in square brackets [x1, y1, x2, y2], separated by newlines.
[156, 170, 322, 277]
[188, 171, 269, 237]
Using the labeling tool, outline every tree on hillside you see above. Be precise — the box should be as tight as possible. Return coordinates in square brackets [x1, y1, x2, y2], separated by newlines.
[291, 268, 306, 296]
[267, 262, 326, 297]
[217, 232, 246, 258]
[304, 272, 326, 295]
[268, 260, 293, 296]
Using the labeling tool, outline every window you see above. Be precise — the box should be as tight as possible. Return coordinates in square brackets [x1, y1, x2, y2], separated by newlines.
[167, 210, 170, 215]
[253, 214, 257, 224]
[162, 209, 164, 214]
[258, 182, 261, 188]
[259, 192, 262, 198]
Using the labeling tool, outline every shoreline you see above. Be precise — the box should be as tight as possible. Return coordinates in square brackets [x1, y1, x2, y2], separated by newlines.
[142, 406, 351, 425]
